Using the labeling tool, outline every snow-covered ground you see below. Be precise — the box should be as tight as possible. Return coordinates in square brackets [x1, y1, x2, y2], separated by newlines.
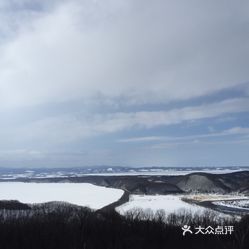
[213, 200, 249, 210]
[0, 182, 123, 210]
[184, 194, 247, 202]
[0, 167, 247, 179]
[116, 194, 209, 216]
[84, 169, 247, 176]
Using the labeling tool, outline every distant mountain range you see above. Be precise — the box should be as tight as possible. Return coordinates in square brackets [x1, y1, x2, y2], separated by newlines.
[2, 169, 249, 195]
[0, 166, 248, 179]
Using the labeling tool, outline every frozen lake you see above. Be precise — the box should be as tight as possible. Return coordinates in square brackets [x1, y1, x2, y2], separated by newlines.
[0, 182, 124, 210]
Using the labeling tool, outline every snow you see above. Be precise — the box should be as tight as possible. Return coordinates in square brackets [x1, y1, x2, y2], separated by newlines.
[213, 199, 249, 210]
[185, 194, 247, 202]
[117, 195, 208, 215]
[0, 168, 247, 179]
[0, 182, 123, 210]
[83, 169, 247, 176]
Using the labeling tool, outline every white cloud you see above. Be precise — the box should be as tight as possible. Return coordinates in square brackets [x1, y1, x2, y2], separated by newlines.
[0, 0, 249, 110]
[0, 1, 249, 166]
[119, 126, 249, 144]
[3, 97, 247, 147]
[0, 149, 44, 160]
[223, 127, 249, 135]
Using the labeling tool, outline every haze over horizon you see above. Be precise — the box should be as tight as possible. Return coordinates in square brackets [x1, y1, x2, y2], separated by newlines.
[0, 0, 249, 168]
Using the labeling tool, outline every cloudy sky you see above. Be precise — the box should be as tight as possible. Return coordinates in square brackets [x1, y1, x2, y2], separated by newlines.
[0, 0, 249, 168]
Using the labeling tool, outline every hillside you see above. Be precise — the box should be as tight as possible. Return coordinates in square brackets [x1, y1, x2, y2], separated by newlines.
[6, 170, 249, 195]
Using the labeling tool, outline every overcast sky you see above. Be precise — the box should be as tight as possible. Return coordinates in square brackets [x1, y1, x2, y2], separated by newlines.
[0, 0, 249, 168]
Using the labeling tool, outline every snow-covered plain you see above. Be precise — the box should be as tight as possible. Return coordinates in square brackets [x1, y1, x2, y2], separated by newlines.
[0, 182, 123, 210]
[84, 169, 247, 176]
[116, 195, 209, 216]
[185, 194, 248, 202]
[213, 200, 249, 210]
[0, 167, 247, 179]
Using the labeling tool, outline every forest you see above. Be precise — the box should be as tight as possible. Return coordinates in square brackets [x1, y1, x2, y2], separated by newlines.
[0, 202, 248, 249]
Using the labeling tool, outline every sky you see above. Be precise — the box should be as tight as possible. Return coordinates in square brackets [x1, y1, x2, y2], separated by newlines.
[0, 0, 249, 168]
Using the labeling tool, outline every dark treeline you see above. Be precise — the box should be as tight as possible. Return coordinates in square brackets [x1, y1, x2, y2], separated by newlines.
[0, 204, 248, 249]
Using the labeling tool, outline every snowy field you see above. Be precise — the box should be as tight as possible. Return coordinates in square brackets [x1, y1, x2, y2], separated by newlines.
[0, 168, 247, 179]
[213, 200, 249, 210]
[184, 194, 248, 202]
[0, 182, 123, 210]
[116, 195, 209, 216]
[83, 168, 248, 176]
